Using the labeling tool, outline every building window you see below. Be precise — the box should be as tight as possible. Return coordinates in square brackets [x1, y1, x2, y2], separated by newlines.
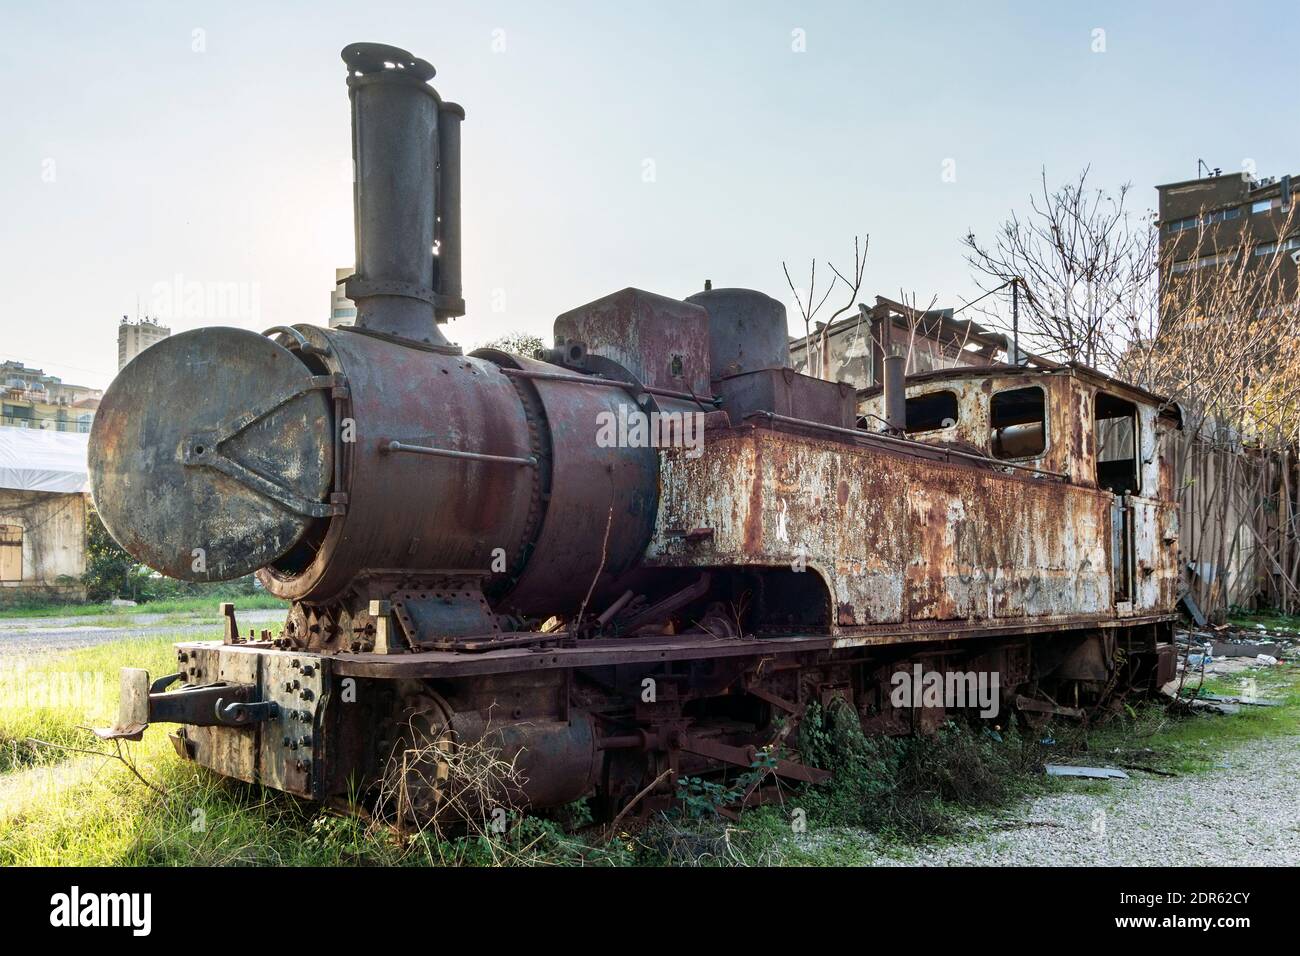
[1165, 207, 1243, 233]
[1251, 237, 1298, 258]
[990, 385, 1047, 460]
[1252, 198, 1280, 214]
[904, 390, 959, 433]
[0, 525, 21, 582]
[1170, 250, 1239, 273]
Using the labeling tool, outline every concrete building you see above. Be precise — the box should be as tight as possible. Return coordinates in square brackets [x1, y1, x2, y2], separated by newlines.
[0, 426, 89, 602]
[329, 267, 357, 327]
[790, 295, 1009, 387]
[1, 361, 102, 433]
[117, 316, 171, 371]
[1156, 169, 1298, 319]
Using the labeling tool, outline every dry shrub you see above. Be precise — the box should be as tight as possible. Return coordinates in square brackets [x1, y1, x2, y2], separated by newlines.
[371, 707, 526, 853]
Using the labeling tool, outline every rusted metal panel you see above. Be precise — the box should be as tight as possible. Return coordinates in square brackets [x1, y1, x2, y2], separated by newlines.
[554, 288, 712, 399]
[1129, 496, 1180, 612]
[181, 646, 259, 784]
[858, 371, 1072, 474]
[717, 368, 857, 429]
[257, 325, 538, 604]
[89, 328, 335, 582]
[858, 367, 1165, 488]
[169, 645, 325, 797]
[685, 287, 790, 380]
[646, 425, 1114, 634]
[481, 352, 659, 616]
[257, 652, 327, 797]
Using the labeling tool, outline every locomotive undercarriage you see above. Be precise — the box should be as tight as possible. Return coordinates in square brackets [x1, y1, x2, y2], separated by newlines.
[141, 598, 1175, 824]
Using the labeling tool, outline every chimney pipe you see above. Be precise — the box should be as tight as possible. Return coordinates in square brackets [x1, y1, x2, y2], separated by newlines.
[436, 101, 465, 321]
[882, 347, 906, 433]
[341, 43, 465, 346]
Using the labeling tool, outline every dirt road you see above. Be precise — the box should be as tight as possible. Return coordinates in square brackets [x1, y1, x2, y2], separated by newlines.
[0, 609, 284, 656]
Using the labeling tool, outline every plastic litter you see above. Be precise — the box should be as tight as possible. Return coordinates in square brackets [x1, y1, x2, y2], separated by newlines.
[1045, 764, 1129, 780]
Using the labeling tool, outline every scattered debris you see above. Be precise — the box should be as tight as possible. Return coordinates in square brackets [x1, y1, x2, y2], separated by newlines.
[1195, 692, 1283, 707]
[1187, 699, 1240, 715]
[1179, 591, 1207, 628]
[1211, 641, 1279, 658]
[1045, 764, 1129, 780]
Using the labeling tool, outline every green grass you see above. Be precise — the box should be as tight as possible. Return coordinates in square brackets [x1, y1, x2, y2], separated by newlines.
[0, 631, 1295, 866]
[0, 593, 285, 621]
[1226, 609, 1300, 634]
[0, 632, 369, 865]
[0, 633, 626, 866]
[1042, 677, 1300, 777]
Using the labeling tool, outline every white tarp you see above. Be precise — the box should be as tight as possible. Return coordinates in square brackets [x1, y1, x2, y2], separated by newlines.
[0, 425, 90, 494]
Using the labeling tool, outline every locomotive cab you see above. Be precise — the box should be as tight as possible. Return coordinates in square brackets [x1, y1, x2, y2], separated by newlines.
[857, 363, 1183, 617]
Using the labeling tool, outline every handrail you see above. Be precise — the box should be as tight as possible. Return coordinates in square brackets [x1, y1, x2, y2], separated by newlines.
[743, 410, 1067, 479]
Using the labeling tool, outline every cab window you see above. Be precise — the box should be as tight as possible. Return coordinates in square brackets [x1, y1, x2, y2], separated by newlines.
[905, 390, 958, 434]
[990, 385, 1046, 459]
[1095, 392, 1140, 495]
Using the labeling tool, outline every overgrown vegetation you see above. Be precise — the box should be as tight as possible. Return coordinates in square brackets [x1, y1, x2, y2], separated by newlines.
[480, 332, 545, 360]
[793, 701, 1044, 838]
[1227, 608, 1300, 634]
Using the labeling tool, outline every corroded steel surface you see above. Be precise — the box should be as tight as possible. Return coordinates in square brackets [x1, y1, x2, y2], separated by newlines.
[90, 328, 334, 581]
[685, 286, 791, 379]
[256, 323, 537, 603]
[475, 350, 660, 615]
[850, 364, 1182, 627]
[554, 288, 712, 399]
[646, 424, 1123, 638]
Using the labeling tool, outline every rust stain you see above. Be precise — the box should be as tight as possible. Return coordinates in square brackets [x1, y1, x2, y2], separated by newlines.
[742, 437, 765, 553]
[648, 397, 1122, 638]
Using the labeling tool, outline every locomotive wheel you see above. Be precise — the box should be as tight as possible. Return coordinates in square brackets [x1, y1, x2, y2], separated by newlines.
[384, 691, 457, 825]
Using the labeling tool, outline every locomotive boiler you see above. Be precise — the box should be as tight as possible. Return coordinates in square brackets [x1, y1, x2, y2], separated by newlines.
[91, 43, 1180, 820]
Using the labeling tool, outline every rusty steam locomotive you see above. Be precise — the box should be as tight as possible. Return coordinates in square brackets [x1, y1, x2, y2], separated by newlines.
[91, 43, 1180, 819]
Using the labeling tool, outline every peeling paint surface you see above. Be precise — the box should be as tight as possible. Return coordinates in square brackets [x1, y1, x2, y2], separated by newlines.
[648, 425, 1119, 639]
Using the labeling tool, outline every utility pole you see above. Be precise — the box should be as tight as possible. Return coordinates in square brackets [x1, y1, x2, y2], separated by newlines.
[1011, 277, 1020, 366]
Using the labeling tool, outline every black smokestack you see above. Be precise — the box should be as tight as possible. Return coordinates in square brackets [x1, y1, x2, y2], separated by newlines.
[341, 42, 465, 346]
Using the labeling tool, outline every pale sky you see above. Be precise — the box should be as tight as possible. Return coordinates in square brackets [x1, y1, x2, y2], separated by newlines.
[4, 1, 1297, 391]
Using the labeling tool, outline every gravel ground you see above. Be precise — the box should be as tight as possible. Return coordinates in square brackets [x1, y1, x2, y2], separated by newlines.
[813, 731, 1300, 866]
[0, 609, 283, 656]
